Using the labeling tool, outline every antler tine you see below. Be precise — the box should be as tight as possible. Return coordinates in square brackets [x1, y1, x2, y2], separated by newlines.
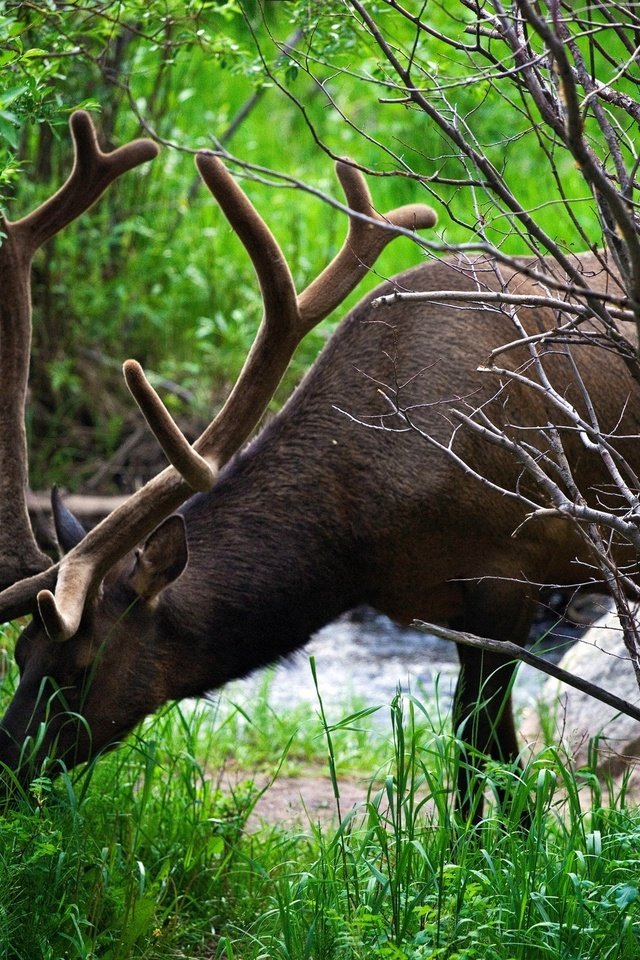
[0, 564, 59, 623]
[191, 153, 307, 465]
[297, 160, 437, 326]
[14, 111, 159, 253]
[27, 155, 437, 642]
[123, 359, 216, 491]
[195, 153, 301, 335]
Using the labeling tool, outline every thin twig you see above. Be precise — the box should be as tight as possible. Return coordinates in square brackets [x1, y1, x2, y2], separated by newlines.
[415, 619, 640, 722]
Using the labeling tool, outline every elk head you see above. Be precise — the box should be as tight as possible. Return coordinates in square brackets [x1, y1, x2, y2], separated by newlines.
[0, 112, 436, 789]
[0, 494, 189, 781]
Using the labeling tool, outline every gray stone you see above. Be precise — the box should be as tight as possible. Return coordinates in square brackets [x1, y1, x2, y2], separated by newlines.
[522, 608, 640, 774]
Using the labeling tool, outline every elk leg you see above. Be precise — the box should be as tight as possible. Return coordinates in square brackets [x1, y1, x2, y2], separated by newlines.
[451, 582, 535, 822]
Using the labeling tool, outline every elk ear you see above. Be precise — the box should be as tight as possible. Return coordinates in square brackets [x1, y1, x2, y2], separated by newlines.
[129, 514, 188, 601]
[51, 486, 87, 554]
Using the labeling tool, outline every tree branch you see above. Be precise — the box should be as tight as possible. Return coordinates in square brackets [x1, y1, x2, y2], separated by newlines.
[414, 619, 640, 723]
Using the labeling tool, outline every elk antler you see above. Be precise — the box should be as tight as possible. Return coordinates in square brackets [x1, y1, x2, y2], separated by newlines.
[192, 156, 437, 465]
[0, 111, 158, 592]
[2, 155, 436, 640]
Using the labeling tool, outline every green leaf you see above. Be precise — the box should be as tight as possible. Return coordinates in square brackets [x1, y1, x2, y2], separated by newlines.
[0, 115, 18, 149]
[614, 884, 639, 910]
[0, 83, 27, 106]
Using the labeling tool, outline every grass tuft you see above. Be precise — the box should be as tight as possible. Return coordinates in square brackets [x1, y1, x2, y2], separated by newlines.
[0, 645, 639, 957]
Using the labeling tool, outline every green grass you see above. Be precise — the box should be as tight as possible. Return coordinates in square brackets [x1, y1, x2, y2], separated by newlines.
[1, 629, 639, 960]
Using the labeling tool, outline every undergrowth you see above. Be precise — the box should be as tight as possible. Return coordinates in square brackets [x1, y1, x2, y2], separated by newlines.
[0, 630, 639, 959]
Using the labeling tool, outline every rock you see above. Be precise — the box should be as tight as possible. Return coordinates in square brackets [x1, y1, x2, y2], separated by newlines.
[522, 607, 640, 775]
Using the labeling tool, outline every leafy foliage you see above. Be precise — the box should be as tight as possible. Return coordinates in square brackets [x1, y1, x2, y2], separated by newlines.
[2, 1, 430, 491]
[5, 0, 619, 491]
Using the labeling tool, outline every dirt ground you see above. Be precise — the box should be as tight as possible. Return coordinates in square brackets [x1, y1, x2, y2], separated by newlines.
[225, 769, 376, 832]
[236, 761, 640, 834]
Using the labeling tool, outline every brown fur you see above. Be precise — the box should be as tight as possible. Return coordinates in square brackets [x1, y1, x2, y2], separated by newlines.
[1, 251, 635, 817]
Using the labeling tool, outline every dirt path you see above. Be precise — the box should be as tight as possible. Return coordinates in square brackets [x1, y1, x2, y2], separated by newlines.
[246, 771, 373, 830]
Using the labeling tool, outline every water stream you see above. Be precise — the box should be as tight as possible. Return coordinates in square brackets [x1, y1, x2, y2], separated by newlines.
[219, 606, 582, 723]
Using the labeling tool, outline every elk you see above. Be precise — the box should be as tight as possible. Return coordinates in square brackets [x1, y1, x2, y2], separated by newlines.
[0, 112, 636, 819]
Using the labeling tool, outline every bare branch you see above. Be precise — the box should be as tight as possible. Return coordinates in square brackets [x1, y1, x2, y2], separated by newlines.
[415, 620, 640, 723]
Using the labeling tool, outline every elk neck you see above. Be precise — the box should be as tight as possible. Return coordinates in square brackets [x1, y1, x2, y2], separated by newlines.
[156, 401, 370, 696]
